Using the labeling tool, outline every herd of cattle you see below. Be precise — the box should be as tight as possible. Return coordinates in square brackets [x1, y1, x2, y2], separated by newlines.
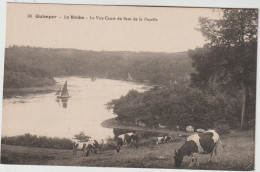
[72, 129, 224, 168]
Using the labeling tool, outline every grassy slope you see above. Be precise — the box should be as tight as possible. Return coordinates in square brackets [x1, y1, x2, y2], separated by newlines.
[1, 130, 255, 170]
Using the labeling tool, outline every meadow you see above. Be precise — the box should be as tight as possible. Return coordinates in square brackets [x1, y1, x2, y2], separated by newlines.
[1, 130, 255, 170]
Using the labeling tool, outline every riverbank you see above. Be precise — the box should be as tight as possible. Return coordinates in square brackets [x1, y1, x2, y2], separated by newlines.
[101, 118, 190, 136]
[1, 130, 255, 170]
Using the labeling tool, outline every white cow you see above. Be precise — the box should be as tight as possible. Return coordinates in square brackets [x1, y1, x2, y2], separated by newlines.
[186, 126, 194, 132]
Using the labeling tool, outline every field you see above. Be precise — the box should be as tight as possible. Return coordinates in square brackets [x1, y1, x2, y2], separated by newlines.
[1, 130, 255, 170]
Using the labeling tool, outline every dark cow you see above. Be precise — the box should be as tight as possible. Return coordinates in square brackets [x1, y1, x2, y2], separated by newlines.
[116, 132, 138, 153]
[117, 134, 125, 146]
[85, 139, 105, 156]
[164, 136, 173, 143]
[173, 130, 221, 167]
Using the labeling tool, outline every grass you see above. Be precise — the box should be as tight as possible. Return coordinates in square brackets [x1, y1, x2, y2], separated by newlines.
[1, 130, 255, 170]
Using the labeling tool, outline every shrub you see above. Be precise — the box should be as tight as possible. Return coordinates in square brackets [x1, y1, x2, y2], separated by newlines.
[1, 134, 74, 150]
[107, 83, 242, 130]
[213, 123, 231, 135]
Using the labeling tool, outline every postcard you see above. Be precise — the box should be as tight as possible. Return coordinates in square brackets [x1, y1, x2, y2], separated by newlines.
[0, 2, 258, 172]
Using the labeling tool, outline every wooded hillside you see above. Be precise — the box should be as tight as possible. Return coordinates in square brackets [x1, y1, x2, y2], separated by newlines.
[5, 46, 192, 86]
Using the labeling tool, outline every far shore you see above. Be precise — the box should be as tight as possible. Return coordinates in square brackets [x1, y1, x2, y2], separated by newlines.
[101, 118, 190, 136]
[3, 85, 58, 98]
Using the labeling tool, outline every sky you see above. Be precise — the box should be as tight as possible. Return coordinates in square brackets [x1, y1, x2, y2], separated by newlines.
[5, 3, 221, 52]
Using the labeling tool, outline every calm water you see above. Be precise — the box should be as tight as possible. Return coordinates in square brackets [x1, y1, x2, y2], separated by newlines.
[2, 77, 149, 141]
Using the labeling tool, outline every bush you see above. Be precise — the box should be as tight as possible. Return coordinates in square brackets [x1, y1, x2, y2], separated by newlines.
[1, 134, 74, 150]
[104, 137, 117, 150]
[107, 83, 242, 130]
[214, 123, 231, 135]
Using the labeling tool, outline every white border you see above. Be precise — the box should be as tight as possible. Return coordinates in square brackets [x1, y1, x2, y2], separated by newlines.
[0, 1, 259, 172]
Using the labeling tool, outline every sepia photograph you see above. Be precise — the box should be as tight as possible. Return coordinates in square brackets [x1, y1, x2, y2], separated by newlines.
[0, 2, 258, 171]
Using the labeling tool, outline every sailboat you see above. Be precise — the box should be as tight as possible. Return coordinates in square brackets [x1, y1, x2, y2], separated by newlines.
[57, 80, 70, 99]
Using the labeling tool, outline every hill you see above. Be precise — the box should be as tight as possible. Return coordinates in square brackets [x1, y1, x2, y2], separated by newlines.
[5, 46, 192, 86]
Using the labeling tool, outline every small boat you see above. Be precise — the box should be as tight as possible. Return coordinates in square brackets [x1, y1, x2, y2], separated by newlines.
[57, 80, 70, 99]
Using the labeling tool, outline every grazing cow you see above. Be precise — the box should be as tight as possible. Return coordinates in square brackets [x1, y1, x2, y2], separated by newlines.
[173, 130, 221, 167]
[156, 136, 172, 144]
[156, 136, 165, 144]
[73, 141, 88, 154]
[124, 133, 134, 144]
[164, 136, 173, 143]
[116, 134, 125, 153]
[73, 139, 104, 156]
[85, 139, 104, 156]
[116, 133, 138, 153]
[117, 134, 125, 145]
[117, 133, 134, 145]
[186, 126, 194, 132]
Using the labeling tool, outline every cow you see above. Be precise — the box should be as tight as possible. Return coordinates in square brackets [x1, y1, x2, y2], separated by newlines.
[116, 132, 138, 153]
[73, 139, 104, 156]
[186, 126, 194, 132]
[164, 136, 173, 143]
[156, 136, 165, 144]
[85, 139, 104, 156]
[124, 132, 134, 144]
[156, 136, 172, 144]
[173, 130, 221, 167]
[73, 141, 88, 154]
[117, 134, 125, 145]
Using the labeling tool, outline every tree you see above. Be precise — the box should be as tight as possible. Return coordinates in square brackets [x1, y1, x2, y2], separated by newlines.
[74, 131, 91, 142]
[190, 9, 257, 129]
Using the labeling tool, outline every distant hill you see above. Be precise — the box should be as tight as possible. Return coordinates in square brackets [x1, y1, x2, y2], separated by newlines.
[5, 46, 193, 86]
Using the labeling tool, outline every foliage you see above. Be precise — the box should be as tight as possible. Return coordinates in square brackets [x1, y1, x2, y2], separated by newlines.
[73, 131, 91, 142]
[214, 123, 231, 135]
[107, 84, 241, 130]
[1, 133, 74, 150]
[103, 137, 117, 150]
[4, 62, 55, 88]
[5, 46, 192, 86]
[189, 9, 257, 129]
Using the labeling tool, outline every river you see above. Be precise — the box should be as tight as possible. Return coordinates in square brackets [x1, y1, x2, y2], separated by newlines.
[2, 77, 149, 141]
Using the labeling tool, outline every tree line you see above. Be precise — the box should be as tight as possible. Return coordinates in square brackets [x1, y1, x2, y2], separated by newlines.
[107, 9, 257, 130]
[4, 61, 55, 89]
[4, 46, 192, 87]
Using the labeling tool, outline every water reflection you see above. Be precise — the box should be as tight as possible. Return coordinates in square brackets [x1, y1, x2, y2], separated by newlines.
[61, 98, 68, 108]
[56, 98, 69, 108]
